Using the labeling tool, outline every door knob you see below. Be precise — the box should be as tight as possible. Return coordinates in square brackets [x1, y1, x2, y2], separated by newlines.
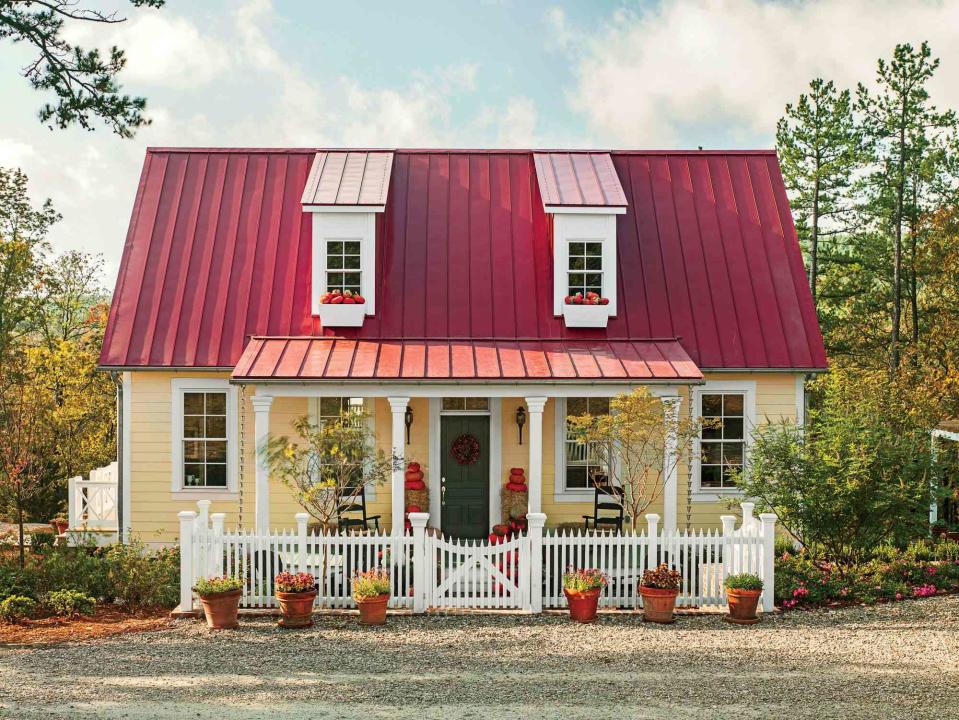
[441, 477, 446, 506]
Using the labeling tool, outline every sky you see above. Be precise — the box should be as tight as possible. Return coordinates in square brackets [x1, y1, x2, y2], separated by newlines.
[3, 0, 959, 284]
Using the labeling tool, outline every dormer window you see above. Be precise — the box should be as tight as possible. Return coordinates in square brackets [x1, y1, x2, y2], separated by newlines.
[532, 152, 627, 328]
[325, 240, 362, 295]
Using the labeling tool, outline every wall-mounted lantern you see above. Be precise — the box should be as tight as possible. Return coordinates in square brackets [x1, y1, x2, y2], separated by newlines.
[515, 405, 527, 445]
[405, 405, 414, 444]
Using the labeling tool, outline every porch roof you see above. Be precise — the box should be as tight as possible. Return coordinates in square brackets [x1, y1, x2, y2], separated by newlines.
[231, 337, 703, 382]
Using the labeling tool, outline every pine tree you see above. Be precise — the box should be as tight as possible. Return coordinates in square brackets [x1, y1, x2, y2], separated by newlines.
[776, 79, 860, 306]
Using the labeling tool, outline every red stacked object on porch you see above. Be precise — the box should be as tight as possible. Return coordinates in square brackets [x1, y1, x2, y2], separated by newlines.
[404, 462, 426, 490]
[505, 467, 527, 492]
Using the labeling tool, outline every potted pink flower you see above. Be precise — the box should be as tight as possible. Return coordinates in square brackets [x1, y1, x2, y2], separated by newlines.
[193, 576, 243, 629]
[638, 563, 681, 623]
[563, 568, 608, 623]
[274, 571, 317, 628]
[353, 569, 391, 625]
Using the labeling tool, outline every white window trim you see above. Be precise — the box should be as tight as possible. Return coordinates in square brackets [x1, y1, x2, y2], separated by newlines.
[552, 213, 618, 316]
[311, 211, 376, 315]
[553, 396, 608, 503]
[690, 380, 756, 502]
[171, 378, 239, 498]
[309, 397, 377, 500]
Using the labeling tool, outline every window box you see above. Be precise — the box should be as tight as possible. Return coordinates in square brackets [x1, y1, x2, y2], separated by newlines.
[562, 303, 610, 328]
[317, 302, 367, 327]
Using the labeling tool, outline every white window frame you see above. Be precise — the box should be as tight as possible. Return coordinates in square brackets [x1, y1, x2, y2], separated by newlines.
[308, 396, 377, 500]
[553, 396, 612, 502]
[311, 211, 376, 315]
[171, 378, 239, 498]
[691, 380, 756, 502]
[552, 213, 618, 316]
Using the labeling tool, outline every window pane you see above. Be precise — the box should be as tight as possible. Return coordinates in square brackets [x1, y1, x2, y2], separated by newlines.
[328, 254, 343, 269]
[721, 466, 739, 487]
[723, 394, 744, 416]
[585, 256, 602, 270]
[569, 242, 585, 256]
[206, 441, 227, 463]
[585, 273, 602, 286]
[442, 398, 464, 410]
[700, 465, 722, 488]
[321, 397, 343, 417]
[567, 397, 588, 417]
[184, 416, 204, 438]
[465, 398, 489, 410]
[587, 397, 610, 415]
[206, 464, 227, 487]
[566, 466, 590, 489]
[569, 256, 585, 271]
[723, 442, 744, 466]
[347, 398, 365, 412]
[702, 442, 722, 464]
[344, 241, 361, 255]
[206, 416, 226, 438]
[722, 418, 744, 440]
[184, 441, 204, 463]
[701, 394, 722, 416]
[205, 393, 226, 415]
[568, 272, 585, 288]
[184, 464, 205, 487]
[344, 272, 361, 286]
[184, 393, 204, 415]
[585, 242, 602, 257]
[702, 423, 722, 440]
[327, 240, 343, 255]
[327, 271, 344, 288]
[343, 255, 361, 269]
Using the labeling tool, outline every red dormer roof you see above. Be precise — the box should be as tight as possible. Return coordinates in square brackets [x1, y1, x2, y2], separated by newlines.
[99, 148, 827, 372]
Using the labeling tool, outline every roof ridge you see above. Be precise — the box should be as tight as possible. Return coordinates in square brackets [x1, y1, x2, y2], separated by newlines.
[146, 147, 778, 156]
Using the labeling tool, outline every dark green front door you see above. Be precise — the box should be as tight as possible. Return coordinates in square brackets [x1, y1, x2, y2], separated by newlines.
[440, 415, 490, 539]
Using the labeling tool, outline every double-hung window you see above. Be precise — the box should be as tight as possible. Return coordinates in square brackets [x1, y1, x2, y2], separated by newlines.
[694, 384, 754, 495]
[564, 397, 610, 490]
[310, 397, 369, 490]
[567, 241, 603, 297]
[325, 240, 362, 295]
[172, 379, 238, 494]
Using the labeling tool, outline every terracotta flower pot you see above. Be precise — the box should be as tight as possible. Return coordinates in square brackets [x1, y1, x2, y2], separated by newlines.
[276, 590, 317, 628]
[199, 589, 242, 629]
[564, 588, 602, 623]
[639, 585, 679, 624]
[50, 520, 68, 534]
[355, 593, 389, 625]
[725, 588, 762, 625]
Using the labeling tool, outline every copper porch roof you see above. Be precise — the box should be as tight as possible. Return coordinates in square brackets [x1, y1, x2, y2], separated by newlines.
[532, 152, 627, 208]
[232, 337, 703, 382]
[300, 151, 393, 206]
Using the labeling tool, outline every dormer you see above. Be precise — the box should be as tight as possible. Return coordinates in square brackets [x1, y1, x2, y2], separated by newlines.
[533, 153, 627, 329]
[301, 151, 393, 327]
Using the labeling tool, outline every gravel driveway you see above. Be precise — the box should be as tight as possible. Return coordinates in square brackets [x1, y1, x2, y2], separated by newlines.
[2, 597, 958, 720]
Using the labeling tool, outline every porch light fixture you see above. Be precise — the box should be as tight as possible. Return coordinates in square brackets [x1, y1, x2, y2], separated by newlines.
[405, 405, 413, 444]
[515, 405, 527, 445]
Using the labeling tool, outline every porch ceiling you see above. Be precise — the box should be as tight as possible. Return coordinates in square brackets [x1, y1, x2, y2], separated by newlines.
[232, 337, 703, 382]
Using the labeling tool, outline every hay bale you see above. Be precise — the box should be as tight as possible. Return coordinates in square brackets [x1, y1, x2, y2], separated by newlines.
[405, 487, 430, 513]
[501, 486, 528, 520]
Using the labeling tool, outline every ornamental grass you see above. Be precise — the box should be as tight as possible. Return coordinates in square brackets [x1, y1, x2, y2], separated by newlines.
[724, 573, 764, 591]
[352, 569, 390, 600]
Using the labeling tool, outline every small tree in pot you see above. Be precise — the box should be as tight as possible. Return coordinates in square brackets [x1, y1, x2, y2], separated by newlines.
[724, 573, 763, 624]
[563, 568, 608, 623]
[194, 576, 243, 630]
[639, 564, 681, 623]
[353, 569, 390, 625]
[275, 571, 317, 628]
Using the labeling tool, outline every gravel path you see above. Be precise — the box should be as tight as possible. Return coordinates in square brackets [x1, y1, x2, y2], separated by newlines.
[2, 597, 958, 720]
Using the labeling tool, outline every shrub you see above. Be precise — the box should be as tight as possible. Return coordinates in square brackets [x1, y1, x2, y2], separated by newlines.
[193, 576, 242, 596]
[104, 542, 179, 609]
[44, 589, 95, 617]
[774, 535, 797, 559]
[640, 563, 681, 590]
[0, 595, 37, 623]
[562, 568, 608, 593]
[932, 540, 959, 562]
[31, 547, 111, 600]
[275, 571, 315, 593]
[352, 569, 390, 600]
[725, 573, 763, 591]
[0, 562, 39, 601]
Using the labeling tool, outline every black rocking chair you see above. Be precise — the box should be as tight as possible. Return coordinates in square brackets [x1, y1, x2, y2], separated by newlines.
[582, 478, 624, 533]
[336, 485, 381, 531]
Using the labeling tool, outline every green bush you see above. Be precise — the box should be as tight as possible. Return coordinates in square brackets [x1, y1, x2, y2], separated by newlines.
[0, 563, 39, 601]
[43, 589, 95, 617]
[0, 595, 37, 623]
[104, 542, 179, 609]
[774, 535, 797, 558]
[725, 573, 763, 591]
[31, 547, 111, 600]
[932, 540, 959, 562]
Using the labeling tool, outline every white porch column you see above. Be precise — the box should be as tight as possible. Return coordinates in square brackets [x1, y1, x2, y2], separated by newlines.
[251, 395, 274, 534]
[388, 397, 410, 536]
[524, 396, 547, 514]
[661, 395, 681, 532]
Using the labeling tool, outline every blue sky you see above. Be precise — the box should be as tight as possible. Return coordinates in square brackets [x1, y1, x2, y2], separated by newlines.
[2, 0, 959, 281]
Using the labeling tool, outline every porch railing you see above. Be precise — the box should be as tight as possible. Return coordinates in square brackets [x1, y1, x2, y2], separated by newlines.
[67, 462, 119, 531]
[177, 501, 776, 614]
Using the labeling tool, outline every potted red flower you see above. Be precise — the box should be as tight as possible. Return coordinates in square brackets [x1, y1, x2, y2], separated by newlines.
[562, 292, 611, 328]
[317, 289, 367, 327]
[193, 576, 243, 629]
[274, 571, 317, 628]
[638, 563, 681, 623]
[724, 573, 763, 624]
[563, 568, 608, 623]
[353, 569, 391, 625]
[49, 513, 69, 534]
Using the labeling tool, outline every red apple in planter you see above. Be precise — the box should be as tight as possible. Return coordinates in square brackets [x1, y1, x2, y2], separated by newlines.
[331, 295, 344, 304]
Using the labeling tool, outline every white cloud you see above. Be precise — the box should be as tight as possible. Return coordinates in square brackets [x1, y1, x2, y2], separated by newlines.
[554, 0, 959, 147]
[0, 139, 35, 167]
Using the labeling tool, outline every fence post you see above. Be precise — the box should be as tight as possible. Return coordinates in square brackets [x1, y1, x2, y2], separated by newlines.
[210, 513, 225, 577]
[526, 512, 546, 614]
[408, 513, 429, 614]
[720, 514, 737, 581]
[195, 499, 211, 532]
[644, 513, 660, 572]
[740, 502, 756, 534]
[295, 512, 309, 573]
[178, 511, 197, 613]
[759, 513, 777, 612]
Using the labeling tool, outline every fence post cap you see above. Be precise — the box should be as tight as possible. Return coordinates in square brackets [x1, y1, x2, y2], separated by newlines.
[408, 512, 430, 528]
[525, 512, 547, 528]
[294, 512, 310, 521]
[177, 510, 198, 519]
[195, 499, 211, 509]
[719, 514, 736, 521]
[644, 513, 660, 522]
[210, 512, 226, 519]
[758, 512, 778, 522]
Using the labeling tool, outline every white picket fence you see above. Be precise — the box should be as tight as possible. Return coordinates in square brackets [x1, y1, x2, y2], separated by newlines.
[178, 502, 776, 614]
[67, 462, 119, 531]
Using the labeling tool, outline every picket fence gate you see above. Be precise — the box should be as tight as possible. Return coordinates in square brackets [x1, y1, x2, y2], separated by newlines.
[178, 502, 776, 614]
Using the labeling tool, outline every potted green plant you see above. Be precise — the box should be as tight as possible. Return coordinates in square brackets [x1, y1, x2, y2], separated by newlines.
[563, 568, 608, 623]
[724, 573, 764, 624]
[193, 576, 243, 629]
[50, 513, 69, 534]
[352, 569, 390, 625]
[638, 563, 681, 623]
[274, 571, 317, 628]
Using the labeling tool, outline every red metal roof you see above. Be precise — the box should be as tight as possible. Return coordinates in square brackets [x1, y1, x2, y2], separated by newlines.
[99, 148, 827, 372]
[533, 152, 627, 208]
[300, 151, 393, 206]
[233, 337, 702, 381]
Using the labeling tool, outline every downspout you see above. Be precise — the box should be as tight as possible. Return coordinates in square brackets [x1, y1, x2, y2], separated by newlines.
[111, 371, 125, 543]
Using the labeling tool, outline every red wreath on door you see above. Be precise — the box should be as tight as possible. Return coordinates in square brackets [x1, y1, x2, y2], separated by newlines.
[451, 433, 481, 465]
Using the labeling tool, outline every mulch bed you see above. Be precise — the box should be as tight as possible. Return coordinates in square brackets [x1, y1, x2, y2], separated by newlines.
[0, 605, 172, 646]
